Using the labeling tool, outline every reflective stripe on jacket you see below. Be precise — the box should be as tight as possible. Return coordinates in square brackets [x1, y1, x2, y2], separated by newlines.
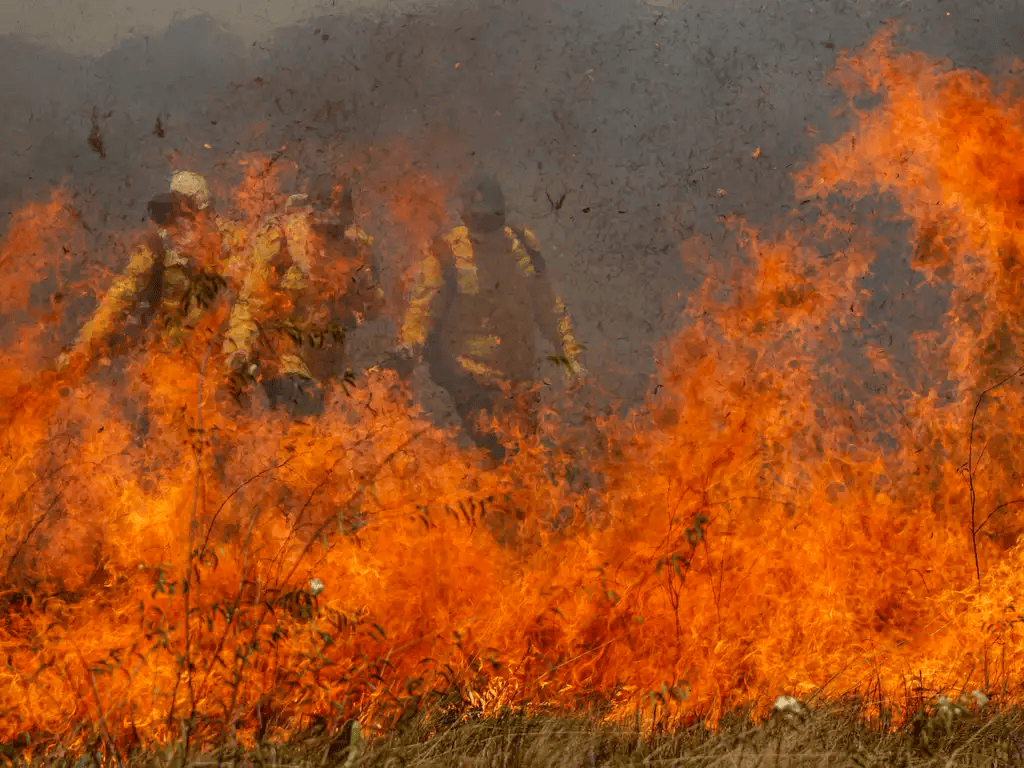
[223, 211, 378, 379]
[72, 218, 246, 357]
[399, 225, 580, 384]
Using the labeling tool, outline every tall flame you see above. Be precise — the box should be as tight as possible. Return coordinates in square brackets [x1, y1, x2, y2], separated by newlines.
[2, 30, 1024, 758]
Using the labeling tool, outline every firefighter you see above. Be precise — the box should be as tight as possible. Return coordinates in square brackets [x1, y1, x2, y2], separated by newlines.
[394, 171, 585, 461]
[223, 174, 384, 418]
[58, 170, 247, 372]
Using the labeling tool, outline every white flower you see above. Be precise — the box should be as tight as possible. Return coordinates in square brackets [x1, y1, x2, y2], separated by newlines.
[970, 690, 989, 710]
[773, 695, 808, 720]
[309, 578, 324, 597]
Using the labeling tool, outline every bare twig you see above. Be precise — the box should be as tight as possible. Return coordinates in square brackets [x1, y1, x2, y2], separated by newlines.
[78, 651, 125, 768]
[961, 364, 1024, 587]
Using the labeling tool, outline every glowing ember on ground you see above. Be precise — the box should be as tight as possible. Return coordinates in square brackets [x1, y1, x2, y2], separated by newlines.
[1, 30, 1023, 758]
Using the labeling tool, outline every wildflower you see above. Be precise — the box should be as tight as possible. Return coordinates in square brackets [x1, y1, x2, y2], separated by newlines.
[773, 695, 809, 723]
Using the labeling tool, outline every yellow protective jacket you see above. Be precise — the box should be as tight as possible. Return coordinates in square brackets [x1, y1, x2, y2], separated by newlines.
[222, 210, 379, 380]
[70, 218, 248, 359]
[399, 225, 582, 383]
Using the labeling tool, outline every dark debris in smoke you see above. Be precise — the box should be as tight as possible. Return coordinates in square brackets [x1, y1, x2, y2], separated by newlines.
[0, 0, 1020, 404]
[87, 107, 108, 159]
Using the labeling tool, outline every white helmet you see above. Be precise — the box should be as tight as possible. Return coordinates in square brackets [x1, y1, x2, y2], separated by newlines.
[169, 170, 212, 210]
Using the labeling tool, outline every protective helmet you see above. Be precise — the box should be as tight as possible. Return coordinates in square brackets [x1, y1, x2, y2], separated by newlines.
[169, 170, 212, 211]
[458, 171, 506, 234]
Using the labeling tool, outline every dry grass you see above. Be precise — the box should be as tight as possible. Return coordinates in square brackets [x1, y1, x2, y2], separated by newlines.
[7, 698, 1023, 768]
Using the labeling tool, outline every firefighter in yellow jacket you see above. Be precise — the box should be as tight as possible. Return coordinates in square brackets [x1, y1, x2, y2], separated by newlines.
[58, 171, 248, 372]
[395, 171, 585, 460]
[223, 174, 384, 417]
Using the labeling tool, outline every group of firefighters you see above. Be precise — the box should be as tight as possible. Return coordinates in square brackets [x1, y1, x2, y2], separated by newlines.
[57, 168, 586, 461]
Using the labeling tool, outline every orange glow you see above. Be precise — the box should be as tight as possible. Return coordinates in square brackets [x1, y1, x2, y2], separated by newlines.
[3, 35, 1024, 758]
[0, 189, 91, 398]
[231, 153, 293, 223]
[353, 144, 457, 321]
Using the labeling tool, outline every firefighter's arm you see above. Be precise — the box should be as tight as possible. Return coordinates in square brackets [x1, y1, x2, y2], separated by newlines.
[222, 221, 281, 369]
[281, 213, 312, 279]
[397, 252, 444, 354]
[347, 225, 387, 310]
[219, 220, 251, 284]
[516, 228, 586, 379]
[352, 227, 384, 287]
[534, 277, 586, 380]
[59, 243, 156, 369]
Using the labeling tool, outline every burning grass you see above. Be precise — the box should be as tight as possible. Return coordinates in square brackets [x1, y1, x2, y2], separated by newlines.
[2, 27, 1024, 766]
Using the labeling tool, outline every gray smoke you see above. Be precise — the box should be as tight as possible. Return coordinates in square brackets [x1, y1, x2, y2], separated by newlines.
[3, 0, 1024, 406]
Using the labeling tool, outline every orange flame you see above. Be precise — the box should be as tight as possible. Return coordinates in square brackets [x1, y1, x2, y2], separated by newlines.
[3, 38, 1024, 758]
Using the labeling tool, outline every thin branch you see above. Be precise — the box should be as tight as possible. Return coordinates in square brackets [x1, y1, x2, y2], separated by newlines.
[963, 363, 1024, 587]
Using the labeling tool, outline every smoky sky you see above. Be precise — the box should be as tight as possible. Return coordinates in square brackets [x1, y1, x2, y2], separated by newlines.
[3, 0, 1024, 405]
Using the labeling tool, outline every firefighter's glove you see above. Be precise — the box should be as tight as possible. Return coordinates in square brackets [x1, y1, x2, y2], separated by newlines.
[226, 351, 260, 403]
[226, 349, 258, 376]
